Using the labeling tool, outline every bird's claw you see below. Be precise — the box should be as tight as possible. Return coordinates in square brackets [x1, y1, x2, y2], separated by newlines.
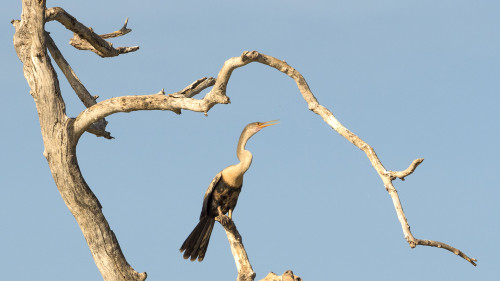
[217, 214, 231, 226]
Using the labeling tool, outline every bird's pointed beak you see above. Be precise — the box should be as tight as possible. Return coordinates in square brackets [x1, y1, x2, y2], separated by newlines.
[258, 120, 279, 128]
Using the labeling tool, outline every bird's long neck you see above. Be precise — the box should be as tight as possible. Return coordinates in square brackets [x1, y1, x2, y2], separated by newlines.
[221, 129, 254, 187]
[236, 133, 253, 174]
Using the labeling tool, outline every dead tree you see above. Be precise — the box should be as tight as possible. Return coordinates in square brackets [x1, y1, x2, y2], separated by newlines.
[12, 1, 476, 280]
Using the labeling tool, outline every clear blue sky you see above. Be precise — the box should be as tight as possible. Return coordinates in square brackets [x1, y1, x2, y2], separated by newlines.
[1, 1, 498, 280]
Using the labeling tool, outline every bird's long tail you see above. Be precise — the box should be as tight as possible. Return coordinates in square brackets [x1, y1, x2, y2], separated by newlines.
[180, 217, 215, 262]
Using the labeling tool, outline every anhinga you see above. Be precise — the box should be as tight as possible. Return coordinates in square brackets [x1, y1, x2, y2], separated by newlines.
[180, 120, 279, 262]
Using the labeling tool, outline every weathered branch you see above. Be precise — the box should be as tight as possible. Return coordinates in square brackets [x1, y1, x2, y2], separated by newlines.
[100, 18, 131, 39]
[169, 77, 217, 98]
[45, 7, 139, 57]
[72, 80, 228, 140]
[216, 216, 256, 281]
[45, 32, 98, 108]
[386, 158, 424, 181]
[207, 51, 477, 266]
[45, 32, 112, 139]
[14, 1, 146, 280]
[415, 239, 477, 265]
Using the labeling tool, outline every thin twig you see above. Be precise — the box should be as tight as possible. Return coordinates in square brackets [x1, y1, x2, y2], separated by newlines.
[416, 239, 477, 266]
[100, 18, 131, 39]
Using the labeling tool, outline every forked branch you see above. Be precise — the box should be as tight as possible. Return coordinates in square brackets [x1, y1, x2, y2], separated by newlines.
[45, 7, 139, 57]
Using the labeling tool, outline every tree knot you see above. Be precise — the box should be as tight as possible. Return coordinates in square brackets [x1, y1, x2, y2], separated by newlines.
[241, 50, 259, 61]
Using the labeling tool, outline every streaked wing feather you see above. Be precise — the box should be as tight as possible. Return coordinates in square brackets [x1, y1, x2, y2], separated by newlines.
[200, 171, 222, 219]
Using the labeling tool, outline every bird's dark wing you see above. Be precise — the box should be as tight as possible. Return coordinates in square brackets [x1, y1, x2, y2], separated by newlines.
[200, 171, 222, 219]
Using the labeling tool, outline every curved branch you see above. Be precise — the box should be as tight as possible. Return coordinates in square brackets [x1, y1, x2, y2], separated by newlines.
[72, 80, 225, 140]
[209, 51, 477, 266]
[416, 239, 477, 266]
[387, 158, 424, 181]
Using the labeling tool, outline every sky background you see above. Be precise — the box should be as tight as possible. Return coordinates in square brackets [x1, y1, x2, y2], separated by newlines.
[1, 1, 499, 280]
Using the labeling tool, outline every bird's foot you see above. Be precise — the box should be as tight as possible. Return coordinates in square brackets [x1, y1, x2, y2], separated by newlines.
[217, 214, 231, 226]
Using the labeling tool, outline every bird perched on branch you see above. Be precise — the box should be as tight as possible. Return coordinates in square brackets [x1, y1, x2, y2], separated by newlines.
[180, 120, 279, 262]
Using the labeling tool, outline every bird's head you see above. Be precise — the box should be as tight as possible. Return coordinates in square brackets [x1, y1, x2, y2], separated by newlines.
[237, 120, 279, 158]
[238, 120, 279, 147]
[247, 120, 279, 135]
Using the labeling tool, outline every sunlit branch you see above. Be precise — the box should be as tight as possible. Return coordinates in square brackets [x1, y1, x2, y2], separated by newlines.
[216, 216, 256, 281]
[209, 50, 477, 266]
[72, 79, 228, 141]
[45, 7, 139, 57]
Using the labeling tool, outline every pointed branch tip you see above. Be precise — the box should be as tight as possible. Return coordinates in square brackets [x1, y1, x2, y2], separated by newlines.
[415, 239, 477, 266]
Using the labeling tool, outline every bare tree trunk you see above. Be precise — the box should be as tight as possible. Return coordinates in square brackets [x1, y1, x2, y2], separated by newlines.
[13, 1, 146, 280]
